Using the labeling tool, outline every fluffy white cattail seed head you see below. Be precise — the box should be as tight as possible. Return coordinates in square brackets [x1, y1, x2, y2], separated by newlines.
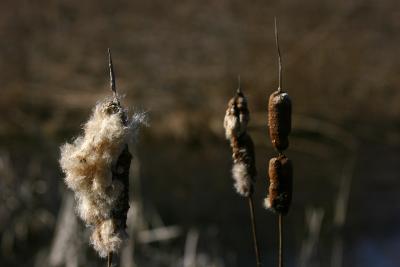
[60, 98, 146, 257]
[91, 219, 124, 258]
[224, 88, 256, 198]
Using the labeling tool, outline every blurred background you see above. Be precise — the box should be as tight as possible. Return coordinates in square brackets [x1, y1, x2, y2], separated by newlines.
[1, 0, 399, 266]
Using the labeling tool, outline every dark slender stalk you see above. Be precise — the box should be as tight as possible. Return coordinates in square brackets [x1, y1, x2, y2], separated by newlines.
[237, 75, 242, 94]
[248, 196, 262, 267]
[108, 252, 113, 267]
[108, 48, 119, 103]
[274, 17, 282, 93]
[278, 214, 283, 267]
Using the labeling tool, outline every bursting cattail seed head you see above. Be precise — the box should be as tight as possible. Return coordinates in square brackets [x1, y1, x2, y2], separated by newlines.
[224, 83, 256, 198]
[225, 79, 262, 266]
[224, 90, 250, 140]
[268, 90, 292, 151]
[264, 155, 293, 215]
[60, 98, 146, 257]
[231, 133, 257, 197]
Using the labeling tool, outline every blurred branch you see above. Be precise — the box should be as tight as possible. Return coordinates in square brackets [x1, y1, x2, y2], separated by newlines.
[137, 226, 182, 244]
[49, 193, 80, 267]
[298, 207, 325, 267]
[183, 228, 200, 267]
[331, 154, 357, 267]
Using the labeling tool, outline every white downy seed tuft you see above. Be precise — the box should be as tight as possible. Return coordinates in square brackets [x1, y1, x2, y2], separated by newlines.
[232, 162, 253, 197]
[60, 99, 146, 257]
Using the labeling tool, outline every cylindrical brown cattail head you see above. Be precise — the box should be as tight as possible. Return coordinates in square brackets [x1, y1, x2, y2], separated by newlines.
[268, 90, 292, 151]
[224, 91, 250, 140]
[265, 155, 292, 215]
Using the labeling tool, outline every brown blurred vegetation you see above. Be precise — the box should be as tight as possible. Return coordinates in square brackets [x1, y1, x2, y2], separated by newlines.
[0, 0, 400, 266]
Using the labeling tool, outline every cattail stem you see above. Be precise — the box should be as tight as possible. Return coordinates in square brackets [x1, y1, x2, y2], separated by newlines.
[108, 252, 113, 267]
[248, 196, 262, 267]
[108, 48, 119, 104]
[274, 17, 282, 93]
[278, 215, 283, 267]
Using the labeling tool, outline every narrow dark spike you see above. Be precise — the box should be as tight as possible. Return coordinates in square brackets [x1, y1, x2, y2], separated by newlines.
[108, 48, 117, 99]
[274, 17, 283, 92]
[237, 75, 242, 94]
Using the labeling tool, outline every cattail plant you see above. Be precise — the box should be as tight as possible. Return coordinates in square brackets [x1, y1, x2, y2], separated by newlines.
[265, 18, 293, 267]
[59, 49, 146, 266]
[223, 78, 262, 267]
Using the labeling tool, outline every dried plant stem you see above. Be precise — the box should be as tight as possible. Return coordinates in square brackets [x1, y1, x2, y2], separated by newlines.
[278, 215, 283, 267]
[248, 196, 262, 267]
[108, 48, 118, 101]
[274, 17, 282, 93]
[108, 252, 113, 267]
[107, 50, 116, 267]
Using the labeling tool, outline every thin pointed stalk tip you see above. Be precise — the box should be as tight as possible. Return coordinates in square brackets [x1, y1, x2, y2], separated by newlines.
[274, 17, 283, 92]
[108, 48, 117, 99]
[237, 75, 242, 94]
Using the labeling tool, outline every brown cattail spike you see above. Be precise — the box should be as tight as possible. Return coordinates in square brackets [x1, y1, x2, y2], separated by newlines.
[265, 155, 293, 215]
[268, 91, 291, 151]
[268, 18, 292, 152]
